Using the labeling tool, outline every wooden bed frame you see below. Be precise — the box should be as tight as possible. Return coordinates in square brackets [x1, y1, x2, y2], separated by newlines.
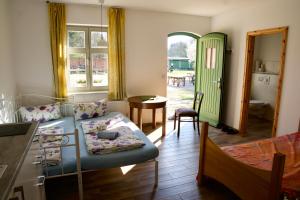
[197, 122, 286, 200]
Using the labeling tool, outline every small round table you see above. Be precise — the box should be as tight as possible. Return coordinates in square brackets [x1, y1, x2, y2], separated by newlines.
[128, 95, 168, 137]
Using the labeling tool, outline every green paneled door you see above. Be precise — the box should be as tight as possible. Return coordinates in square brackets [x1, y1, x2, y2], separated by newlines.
[195, 33, 227, 127]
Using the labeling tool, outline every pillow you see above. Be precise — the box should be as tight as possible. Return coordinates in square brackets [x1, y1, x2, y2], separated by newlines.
[74, 99, 108, 120]
[19, 103, 62, 123]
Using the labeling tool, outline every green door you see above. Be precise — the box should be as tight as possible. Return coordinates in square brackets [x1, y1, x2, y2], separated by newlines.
[195, 33, 227, 127]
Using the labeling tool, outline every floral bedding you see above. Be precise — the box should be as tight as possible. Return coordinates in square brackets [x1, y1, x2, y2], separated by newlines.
[19, 103, 61, 123]
[81, 120, 107, 134]
[40, 141, 62, 166]
[81, 114, 145, 155]
[85, 126, 145, 155]
[38, 126, 63, 143]
[81, 114, 124, 134]
[74, 99, 108, 120]
[38, 126, 64, 166]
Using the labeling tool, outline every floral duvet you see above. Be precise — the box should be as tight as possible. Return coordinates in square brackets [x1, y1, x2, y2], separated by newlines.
[81, 115, 145, 155]
[38, 126, 64, 166]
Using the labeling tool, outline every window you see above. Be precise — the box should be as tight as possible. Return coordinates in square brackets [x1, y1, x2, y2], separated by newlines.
[67, 26, 108, 92]
[206, 47, 216, 69]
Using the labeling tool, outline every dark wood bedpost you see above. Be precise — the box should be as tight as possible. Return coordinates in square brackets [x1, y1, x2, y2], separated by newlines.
[198, 122, 209, 185]
[269, 153, 285, 200]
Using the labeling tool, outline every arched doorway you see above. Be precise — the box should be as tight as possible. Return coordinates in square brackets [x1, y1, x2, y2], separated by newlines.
[167, 32, 200, 119]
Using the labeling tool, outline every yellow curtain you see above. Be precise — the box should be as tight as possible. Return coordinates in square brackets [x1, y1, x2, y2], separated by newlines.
[48, 3, 67, 98]
[108, 7, 126, 100]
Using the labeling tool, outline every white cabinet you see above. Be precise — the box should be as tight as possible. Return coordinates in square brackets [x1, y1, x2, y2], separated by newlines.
[8, 141, 46, 200]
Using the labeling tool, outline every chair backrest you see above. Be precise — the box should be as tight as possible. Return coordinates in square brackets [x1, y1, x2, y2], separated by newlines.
[193, 91, 204, 117]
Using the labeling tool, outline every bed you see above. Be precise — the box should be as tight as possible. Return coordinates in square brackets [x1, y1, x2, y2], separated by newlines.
[75, 112, 159, 170]
[197, 122, 300, 200]
[38, 112, 159, 175]
[16, 94, 159, 200]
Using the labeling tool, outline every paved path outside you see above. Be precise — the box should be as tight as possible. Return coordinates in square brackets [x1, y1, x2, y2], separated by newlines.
[167, 80, 194, 119]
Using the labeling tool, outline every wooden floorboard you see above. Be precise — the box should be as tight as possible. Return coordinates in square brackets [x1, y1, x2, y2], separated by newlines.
[46, 121, 269, 200]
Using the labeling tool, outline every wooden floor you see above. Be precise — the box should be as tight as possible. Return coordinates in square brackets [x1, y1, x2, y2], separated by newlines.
[46, 121, 268, 200]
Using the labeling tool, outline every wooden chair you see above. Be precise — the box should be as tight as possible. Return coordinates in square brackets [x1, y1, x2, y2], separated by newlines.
[174, 92, 204, 137]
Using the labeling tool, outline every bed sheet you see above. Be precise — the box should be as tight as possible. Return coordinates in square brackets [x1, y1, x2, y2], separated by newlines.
[221, 132, 300, 197]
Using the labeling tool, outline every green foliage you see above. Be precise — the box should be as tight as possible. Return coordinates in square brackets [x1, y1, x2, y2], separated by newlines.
[69, 31, 84, 48]
[93, 80, 102, 83]
[168, 42, 188, 57]
[77, 79, 86, 84]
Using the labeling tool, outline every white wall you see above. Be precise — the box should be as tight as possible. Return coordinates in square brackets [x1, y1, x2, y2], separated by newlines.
[212, 0, 300, 135]
[125, 9, 210, 97]
[10, 1, 211, 122]
[125, 9, 210, 121]
[253, 33, 281, 73]
[0, 0, 16, 123]
[11, 0, 53, 97]
[251, 73, 278, 120]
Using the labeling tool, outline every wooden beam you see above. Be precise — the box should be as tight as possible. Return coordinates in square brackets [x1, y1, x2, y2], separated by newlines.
[247, 26, 288, 36]
[272, 27, 288, 136]
[239, 35, 255, 136]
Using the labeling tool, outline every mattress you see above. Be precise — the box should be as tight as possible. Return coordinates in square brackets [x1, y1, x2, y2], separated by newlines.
[39, 112, 159, 176]
[76, 112, 159, 170]
[221, 132, 300, 198]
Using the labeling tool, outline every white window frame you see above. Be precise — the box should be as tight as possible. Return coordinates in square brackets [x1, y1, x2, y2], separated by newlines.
[67, 25, 108, 93]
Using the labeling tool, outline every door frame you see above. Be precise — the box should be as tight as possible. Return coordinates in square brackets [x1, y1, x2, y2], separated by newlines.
[167, 32, 200, 94]
[239, 26, 288, 137]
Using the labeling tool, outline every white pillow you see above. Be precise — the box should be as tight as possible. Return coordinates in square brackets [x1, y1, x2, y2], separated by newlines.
[19, 103, 62, 123]
[74, 99, 108, 120]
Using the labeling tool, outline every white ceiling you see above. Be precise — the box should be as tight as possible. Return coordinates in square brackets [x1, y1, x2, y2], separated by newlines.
[57, 0, 269, 17]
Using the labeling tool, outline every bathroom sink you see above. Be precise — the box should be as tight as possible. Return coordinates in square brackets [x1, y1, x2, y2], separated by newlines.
[0, 122, 34, 137]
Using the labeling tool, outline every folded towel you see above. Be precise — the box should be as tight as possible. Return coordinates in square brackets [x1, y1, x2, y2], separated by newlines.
[97, 131, 119, 140]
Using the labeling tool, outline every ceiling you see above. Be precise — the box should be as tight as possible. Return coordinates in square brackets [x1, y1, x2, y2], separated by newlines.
[57, 0, 268, 17]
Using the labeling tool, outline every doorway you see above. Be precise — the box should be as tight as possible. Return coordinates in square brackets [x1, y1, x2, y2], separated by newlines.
[166, 32, 199, 119]
[239, 27, 288, 137]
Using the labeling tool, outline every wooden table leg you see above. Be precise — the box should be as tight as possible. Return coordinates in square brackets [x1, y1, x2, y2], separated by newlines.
[138, 108, 143, 129]
[129, 106, 133, 121]
[152, 108, 156, 129]
[162, 106, 166, 137]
